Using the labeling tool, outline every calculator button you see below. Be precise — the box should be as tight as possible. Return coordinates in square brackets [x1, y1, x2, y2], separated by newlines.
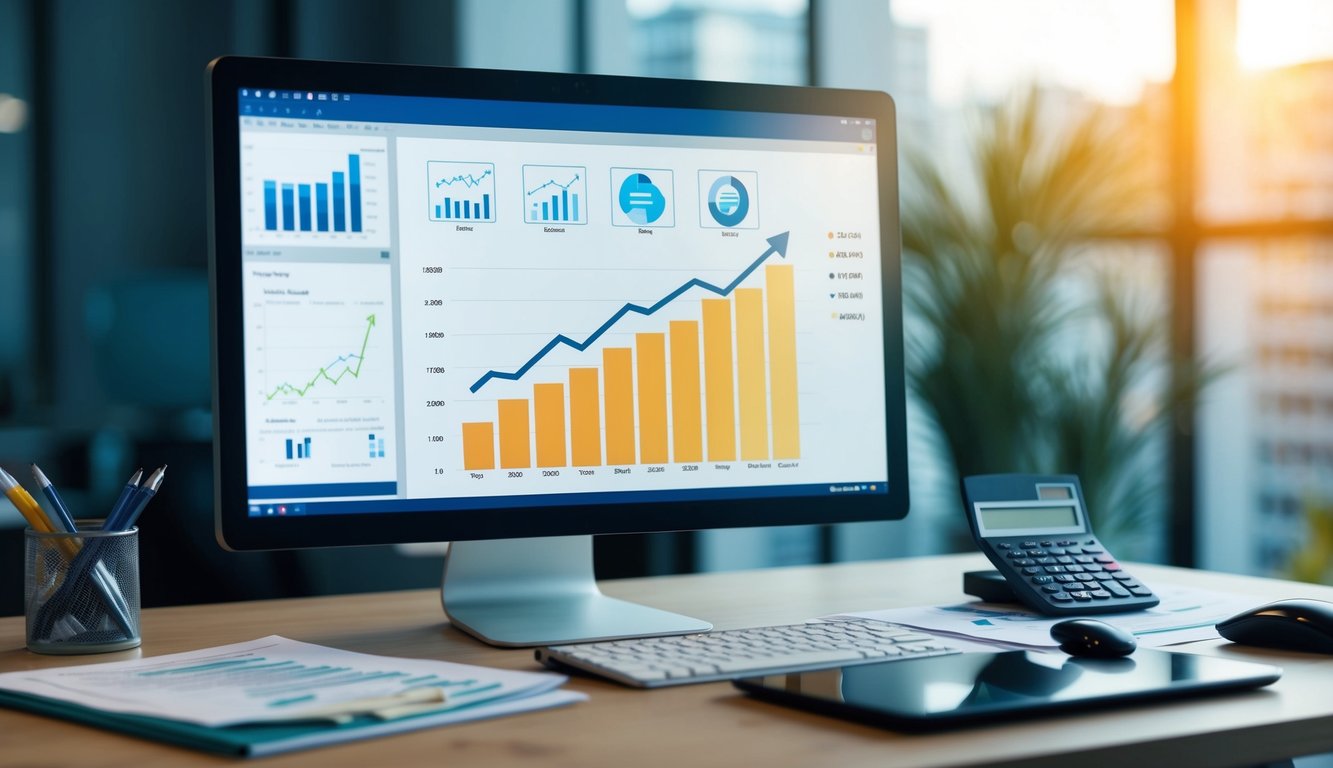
[1083, 539, 1096, 545]
[1083, 563, 1102, 573]
[1055, 574, 1076, 583]
[1103, 581, 1130, 597]
[1075, 555, 1094, 564]
[1006, 550, 1025, 559]
[1076, 573, 1096, 582]
[1042, 584, 1063, 593]
[1031, 575, 1053, 584]
[1048, 592, 1073, 602]
[1023, 567, 1041, 575]
[1025, 550, 1044, 558]
[1046, 547, 1066, 555]
[1056, 555, 1074, 564]
[1057, 540, 1077, 547]
[1066, 564, 1084, 573]
[1089, 590, 1112, 600]
[1039, 541, 1052, 547]
[997, 543, 1012, 549]
[1044, 565, 1067, 574]
[1022, 541, 1039, 549]
[1015, 558, 1035, 567]
[1092, 572, 1114, 581]
[1112, 572, 1133, 581]
[1069, 591, 1092, 601]
[1129, 586, 1153, 597]
[1036, 557, 1056, 565]
[1095, 555, 1114, 564]
[1083, 547, 1104, 555]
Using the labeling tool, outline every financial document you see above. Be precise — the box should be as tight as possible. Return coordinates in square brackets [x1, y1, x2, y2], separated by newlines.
[826, 584, 1261, 649]
[0, 636, 576, 727]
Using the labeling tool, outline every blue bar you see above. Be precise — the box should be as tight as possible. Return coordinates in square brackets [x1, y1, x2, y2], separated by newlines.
[297, 444, 304, 459]
[281, 184, 295, 231]
[304, 436, 311, 459]
[454, 200, 462, 218]
[462, 199, 470, 220]
[237, 92, 874, 143]
[264, 181, 278, 229]
[482, 194, 490, 220]
[443, 197, 451, 219]
[316, 183, 329, 231]
[285, 439, 293, 460]
[378, 439, 385, 458]
[542, 201, 549, 220]
[572, 193, 579, 222]
[561, 190, 568, 221]
[298, 184, 312, 231]
[473, 202, 481, 219]
[349, 154, 362, 232]
[434, 204, 441, 219]
[332, 172, 346, 231]
[247, 481, 399, 500]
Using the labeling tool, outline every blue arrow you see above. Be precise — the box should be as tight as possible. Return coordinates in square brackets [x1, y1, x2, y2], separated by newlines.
[470, 231, 791, 393]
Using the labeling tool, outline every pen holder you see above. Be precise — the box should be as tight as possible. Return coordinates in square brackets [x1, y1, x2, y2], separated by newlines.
[24, 524, 141, 654]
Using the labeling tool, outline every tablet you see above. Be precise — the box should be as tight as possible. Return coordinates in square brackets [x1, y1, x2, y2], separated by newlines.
[733, 650, 1281, 731]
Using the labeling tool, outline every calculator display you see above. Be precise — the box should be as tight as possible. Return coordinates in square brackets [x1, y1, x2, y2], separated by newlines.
[978, 504, 1078, 531]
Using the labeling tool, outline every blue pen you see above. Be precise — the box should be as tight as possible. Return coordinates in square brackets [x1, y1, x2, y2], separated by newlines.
[30, 464, 135, 637]
[119, 466, 165, 530]
[104, 468, 143, 531]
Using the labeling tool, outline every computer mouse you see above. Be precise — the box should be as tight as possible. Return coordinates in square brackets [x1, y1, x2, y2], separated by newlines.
[1049, 619, 1136, 658]
[1216, 598, 1333, 655]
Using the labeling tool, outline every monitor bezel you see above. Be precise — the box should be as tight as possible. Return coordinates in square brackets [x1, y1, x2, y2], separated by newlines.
[207, 55, 908, 551]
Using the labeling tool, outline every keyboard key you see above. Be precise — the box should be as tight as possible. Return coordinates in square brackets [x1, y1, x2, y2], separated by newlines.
[1049, 592, 1073, 602]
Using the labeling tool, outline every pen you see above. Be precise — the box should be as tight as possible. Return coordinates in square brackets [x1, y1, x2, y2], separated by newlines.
[22, 465, 136, 637]
[106, 468, 142, 529]
[119, 466, 165, 531]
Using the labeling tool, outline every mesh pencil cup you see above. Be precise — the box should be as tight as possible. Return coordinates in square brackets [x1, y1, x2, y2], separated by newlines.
[24, 523, 141, 654]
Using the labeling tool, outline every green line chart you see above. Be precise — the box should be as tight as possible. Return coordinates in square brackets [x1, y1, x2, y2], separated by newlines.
[265, 314, 377, 400]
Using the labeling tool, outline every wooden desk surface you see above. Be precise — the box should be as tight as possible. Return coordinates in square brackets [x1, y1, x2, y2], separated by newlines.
[1, 553, 1331, 767]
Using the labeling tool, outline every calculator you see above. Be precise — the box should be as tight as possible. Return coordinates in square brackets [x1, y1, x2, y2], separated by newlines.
[961, 474, 1159, 615]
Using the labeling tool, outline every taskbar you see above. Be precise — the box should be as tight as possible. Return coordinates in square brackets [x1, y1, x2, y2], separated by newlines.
[246, 480, 887, 517]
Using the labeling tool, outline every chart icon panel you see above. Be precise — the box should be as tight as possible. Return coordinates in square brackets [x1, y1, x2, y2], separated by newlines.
[523, 165, 588, 225]
[611, 167, 674, 228]
[699, 170, 759, 229]
[428, 161, 496, 223]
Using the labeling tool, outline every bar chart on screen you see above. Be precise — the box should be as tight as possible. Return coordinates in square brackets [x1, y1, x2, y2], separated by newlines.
[428, 161, 496, 223]
[241, 133, 389, 247]
[523, 165, 588, 225]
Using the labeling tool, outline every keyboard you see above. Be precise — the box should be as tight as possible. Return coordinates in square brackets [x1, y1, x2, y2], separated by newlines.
[535, 620, 961, 688]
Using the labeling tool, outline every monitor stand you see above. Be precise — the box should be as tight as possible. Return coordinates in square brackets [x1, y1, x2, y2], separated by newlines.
[440, 535, 713, 648]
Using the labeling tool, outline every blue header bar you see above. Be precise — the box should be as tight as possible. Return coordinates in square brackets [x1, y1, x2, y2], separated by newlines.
[237, 89, 878, 144]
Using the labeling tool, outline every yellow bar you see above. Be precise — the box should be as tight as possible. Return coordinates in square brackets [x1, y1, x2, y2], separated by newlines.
[636, 332, 669, 463]
[569, 368, 601, 467]
[766, 264, 801, 459]
[498, 399, 531, 469]
[735, 287, 769, 460]
[669, 320, 703, 463]
[603, 348, 636, 465]
[701, 299, 736, 462]
[461, 422, 496, 470]
[534, 383, 567, 468]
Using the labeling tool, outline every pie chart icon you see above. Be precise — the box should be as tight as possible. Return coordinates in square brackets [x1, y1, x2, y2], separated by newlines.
[618, 173, 667, 225]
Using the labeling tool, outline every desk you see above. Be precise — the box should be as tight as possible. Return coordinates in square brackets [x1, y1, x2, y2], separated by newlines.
[1, 553, 1330, 767]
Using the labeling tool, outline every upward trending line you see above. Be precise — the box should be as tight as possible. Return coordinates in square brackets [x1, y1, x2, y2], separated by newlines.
[469, 231, 791, 393]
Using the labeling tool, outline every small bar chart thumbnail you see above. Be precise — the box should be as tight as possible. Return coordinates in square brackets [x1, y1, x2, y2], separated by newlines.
[241, 133, 388, 247]
[428, 161, 496, 223]
[523, 165, 588, 225]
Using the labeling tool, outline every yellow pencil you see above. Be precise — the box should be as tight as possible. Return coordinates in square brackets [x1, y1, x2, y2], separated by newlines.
[0, 466, 79, 557]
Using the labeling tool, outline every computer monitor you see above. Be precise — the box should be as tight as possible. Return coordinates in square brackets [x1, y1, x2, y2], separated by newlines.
[207, 56, 906, 647]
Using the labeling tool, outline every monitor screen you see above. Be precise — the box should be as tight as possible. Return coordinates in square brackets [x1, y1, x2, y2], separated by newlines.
[209, 58, 906, 551]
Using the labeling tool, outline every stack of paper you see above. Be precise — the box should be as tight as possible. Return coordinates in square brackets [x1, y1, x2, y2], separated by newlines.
[826, 584, 1261, 650]
[0, 636, 584, 756]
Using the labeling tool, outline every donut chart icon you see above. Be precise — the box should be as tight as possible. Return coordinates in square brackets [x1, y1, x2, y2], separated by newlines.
[699, 170, 759, 229]
[707, 175, 750, 227]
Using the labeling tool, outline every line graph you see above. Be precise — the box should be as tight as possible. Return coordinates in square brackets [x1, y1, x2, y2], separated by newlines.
[469, 231, 789, 392]
[267, 314, 377, 399]
[428, 161, 496, 223]
[523, 165, 587, 224]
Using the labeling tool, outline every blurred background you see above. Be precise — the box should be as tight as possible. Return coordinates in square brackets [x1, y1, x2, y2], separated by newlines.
[0, 0, 1330, 615]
